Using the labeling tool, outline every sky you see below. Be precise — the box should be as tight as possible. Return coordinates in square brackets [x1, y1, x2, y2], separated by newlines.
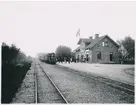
[0, 1, 136, 57]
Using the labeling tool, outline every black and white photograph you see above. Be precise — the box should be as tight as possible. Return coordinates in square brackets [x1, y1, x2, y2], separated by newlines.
[0, 1, 135, 104]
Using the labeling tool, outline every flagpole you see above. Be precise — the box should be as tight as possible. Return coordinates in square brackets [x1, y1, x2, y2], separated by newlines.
[76, 28, 80, 37]
[75, 28, 80, 62]
[75, 28, 80, 50]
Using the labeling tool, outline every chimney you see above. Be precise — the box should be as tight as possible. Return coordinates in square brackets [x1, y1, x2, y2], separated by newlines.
[89, 36, 93, 40]
[95, 34, 99, 39]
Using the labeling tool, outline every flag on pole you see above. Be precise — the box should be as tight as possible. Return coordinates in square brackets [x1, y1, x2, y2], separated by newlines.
[76, 28, 80, 37]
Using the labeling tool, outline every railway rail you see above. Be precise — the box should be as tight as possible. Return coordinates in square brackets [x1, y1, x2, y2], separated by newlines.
[34, 62, 38, 103]
[34, 62, 68, 103]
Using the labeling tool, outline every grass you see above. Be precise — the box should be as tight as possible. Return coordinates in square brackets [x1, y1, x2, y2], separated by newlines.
[1, 62, 31, 103]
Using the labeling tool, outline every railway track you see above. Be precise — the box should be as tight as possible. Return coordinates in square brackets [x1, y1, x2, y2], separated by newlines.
[34, 62, 68, 103]
[34, 61, 134, 103]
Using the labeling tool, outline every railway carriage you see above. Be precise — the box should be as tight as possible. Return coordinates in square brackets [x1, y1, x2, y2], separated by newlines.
[40, 53, 56, 64]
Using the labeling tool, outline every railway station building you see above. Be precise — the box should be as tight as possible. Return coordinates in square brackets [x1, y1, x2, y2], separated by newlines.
[74, 34, 119, 63]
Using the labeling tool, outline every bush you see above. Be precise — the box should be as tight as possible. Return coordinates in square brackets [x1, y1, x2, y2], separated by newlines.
[1, 43, 32, 103]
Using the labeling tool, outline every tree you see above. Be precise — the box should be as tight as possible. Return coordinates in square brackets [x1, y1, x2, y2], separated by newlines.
[2, 43, 20, 64]
[115, 36, 135, 64]
[15, 52, 27, 64]
[55, 45, 72, 62]
[121, 36, 135, 60]
[114, 51, 125, 64]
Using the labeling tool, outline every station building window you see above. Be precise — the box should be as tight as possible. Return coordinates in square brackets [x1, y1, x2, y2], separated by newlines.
[102, 41, 108, 47]
[102, 42, 105, 47]
[105, 41, 108, 47]
[97, 52, 101, 60]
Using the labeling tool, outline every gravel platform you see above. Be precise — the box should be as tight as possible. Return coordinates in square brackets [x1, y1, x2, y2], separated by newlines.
[57, 63, 134, 86]
[40, 62, 134, 103]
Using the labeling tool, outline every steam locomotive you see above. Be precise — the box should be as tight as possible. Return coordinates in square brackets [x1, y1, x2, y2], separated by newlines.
[39, 53, 56, 64]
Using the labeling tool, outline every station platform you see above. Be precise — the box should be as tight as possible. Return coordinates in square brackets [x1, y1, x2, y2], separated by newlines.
[57, 62, 134, 86]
